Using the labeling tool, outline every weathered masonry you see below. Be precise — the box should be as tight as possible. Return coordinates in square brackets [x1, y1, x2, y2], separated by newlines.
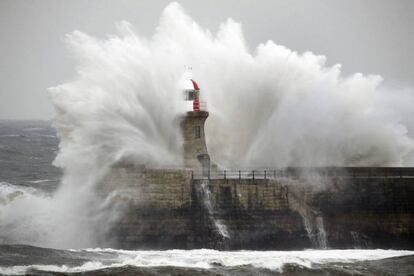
[102, 167, 414, 250]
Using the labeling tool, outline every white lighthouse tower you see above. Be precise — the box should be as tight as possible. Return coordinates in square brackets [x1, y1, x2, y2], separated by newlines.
[180, 76, 210, 172]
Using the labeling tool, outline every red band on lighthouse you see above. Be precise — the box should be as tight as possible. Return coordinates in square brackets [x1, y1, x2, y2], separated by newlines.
[193, 99, 199, 112]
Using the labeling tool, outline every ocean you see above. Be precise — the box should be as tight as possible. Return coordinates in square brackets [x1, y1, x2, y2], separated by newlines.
[1, 120, 413, 276]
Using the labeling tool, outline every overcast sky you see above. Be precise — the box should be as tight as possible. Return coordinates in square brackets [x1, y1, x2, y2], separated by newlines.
[0, 0, 413, 119]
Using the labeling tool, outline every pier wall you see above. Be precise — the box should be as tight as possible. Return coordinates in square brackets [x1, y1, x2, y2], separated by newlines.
[101, 166, 194, 249]
[102, 166, 414, 250]
[309, 176, 414, 248]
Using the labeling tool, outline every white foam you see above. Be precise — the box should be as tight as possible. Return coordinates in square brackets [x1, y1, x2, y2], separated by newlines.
[26, 179, 51, 184]
[112, 249, 414, 270]
[0, 261, 106, 275]
[1, 249, 413, 275]
[0, 182, 40, 202]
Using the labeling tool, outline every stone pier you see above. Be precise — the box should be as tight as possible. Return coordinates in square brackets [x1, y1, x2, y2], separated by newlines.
[101, 166, 414, 250]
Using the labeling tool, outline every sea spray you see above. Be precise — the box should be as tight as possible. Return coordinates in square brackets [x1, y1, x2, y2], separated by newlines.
[53, 2, 414, 170]
[1, 2, 414, 248]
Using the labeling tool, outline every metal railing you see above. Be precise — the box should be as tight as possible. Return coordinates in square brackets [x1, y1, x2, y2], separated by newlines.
[192, 170, 290, 180]
[191, 167, 414, 180]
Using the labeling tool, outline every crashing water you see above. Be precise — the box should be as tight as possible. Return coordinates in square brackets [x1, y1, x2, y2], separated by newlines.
[1, 245, 414, 275]
[196, 180, 230, 239]
[1, 1, 414, 251]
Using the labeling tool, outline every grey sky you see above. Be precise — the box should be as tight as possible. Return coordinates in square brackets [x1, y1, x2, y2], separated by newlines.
[0, 0, 413, 119]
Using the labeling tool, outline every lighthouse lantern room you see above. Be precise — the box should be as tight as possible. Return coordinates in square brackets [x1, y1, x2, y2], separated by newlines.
[183, 78, 204, 112]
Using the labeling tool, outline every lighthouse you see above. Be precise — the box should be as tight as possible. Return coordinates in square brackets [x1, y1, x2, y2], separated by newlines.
[181, 78, 210, 172]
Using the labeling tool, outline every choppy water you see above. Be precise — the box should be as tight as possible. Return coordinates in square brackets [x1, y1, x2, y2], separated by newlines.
[1, 121, 414, 275]
[0, 120, 60, 193]
[1, 245, 414, 275]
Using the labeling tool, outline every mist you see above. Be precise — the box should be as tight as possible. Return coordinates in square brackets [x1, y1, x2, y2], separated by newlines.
[1, 2, 413, 248]
[53, 2, 414, 169]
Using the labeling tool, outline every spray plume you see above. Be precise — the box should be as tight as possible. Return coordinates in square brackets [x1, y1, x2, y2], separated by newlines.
[52, 2, 414, 174]
[1, 2, 414, 248]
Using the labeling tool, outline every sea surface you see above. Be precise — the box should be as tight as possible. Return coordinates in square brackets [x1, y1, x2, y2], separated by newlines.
[0, 120, 413, 276]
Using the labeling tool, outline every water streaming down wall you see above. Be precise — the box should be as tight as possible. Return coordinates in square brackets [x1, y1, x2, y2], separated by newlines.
[350, 231, 370, 249]
[315, 216, 328, 249]
[195, 180, 230, 240]
[284, 184, 328, 249]
[300, 211, 328, 249]
[272, 174, 328, 249]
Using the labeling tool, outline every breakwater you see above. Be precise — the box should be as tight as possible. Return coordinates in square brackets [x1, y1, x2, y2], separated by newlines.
[101, 166, 414, 250]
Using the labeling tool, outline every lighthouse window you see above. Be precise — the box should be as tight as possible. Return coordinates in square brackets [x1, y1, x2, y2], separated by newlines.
[194, 126, 201, 138]
[186, 91, 195, 101]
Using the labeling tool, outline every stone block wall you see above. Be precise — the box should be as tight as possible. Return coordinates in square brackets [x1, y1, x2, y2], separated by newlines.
[308, 177, 414, 249]
[208, 179, 289, 211]
[101, 165, 414, 250]
[102, 166, 196, 249]
[191, 179, 309, 249]
[102, 166, 192, 208]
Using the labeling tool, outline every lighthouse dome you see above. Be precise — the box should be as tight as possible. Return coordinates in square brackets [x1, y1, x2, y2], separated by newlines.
[182, 79, 200, 91]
